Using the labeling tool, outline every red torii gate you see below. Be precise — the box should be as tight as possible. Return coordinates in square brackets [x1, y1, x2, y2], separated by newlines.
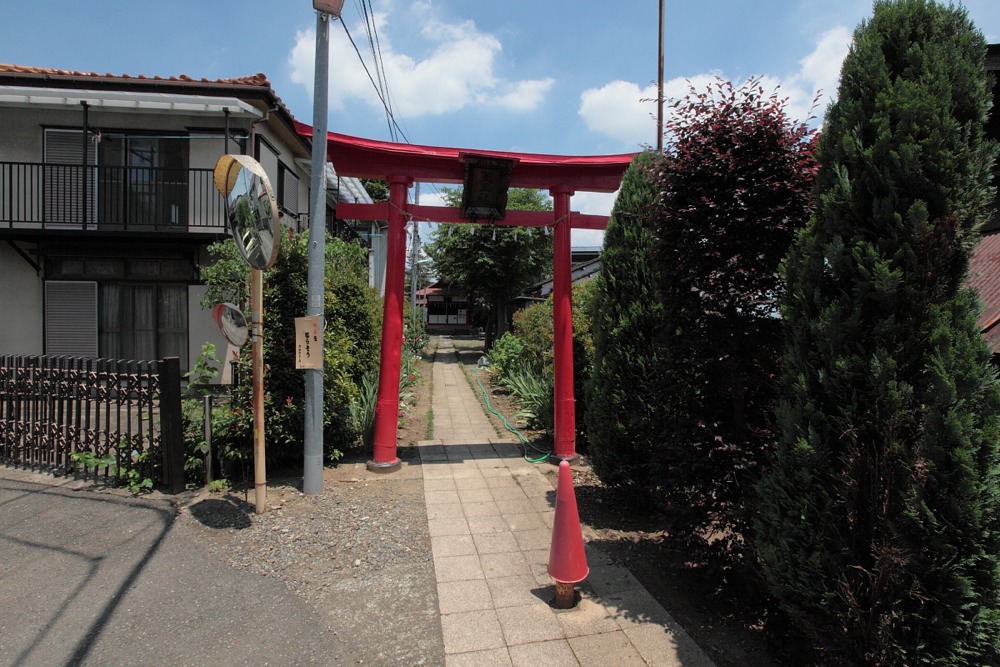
[295, 121, 634, 471]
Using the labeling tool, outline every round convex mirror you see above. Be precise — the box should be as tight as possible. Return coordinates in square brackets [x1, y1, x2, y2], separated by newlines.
[213, 154, 281, 270]
[211, 302, 250, 348]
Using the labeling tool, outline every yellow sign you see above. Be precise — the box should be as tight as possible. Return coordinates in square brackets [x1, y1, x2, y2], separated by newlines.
[294, 316, 323, 370]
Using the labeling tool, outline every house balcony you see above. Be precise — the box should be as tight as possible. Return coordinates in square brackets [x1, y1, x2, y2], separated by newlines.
[0, 162, 228, 240]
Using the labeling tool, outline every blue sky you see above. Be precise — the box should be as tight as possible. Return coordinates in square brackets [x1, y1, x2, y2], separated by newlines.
[6, 0, 1000, 244]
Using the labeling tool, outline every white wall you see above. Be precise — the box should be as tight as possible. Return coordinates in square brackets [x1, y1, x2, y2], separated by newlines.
[0, 243, 43, 355]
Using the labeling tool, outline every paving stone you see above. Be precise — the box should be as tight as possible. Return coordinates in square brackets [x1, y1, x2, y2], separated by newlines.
[431, 533, 477, 558]
[497, 603, 565, 645]
[468, 515, 511, 534]
[480, 551, 533, 579]
[428, 517, 471, 537]
[508, 639, 578, 667]
[442, 609, 505, 654]
[438, 579, 493, 614]
[463, 500, 502, 517]
[568, 631, 647, 667]
[554, 598, 620, 638]
[473, 531, 520, 555]
[436, 554, 485, 582]
[487, 574, 548, 609]
[446, 648, 513, 667]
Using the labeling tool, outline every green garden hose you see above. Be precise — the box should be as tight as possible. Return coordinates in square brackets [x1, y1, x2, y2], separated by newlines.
[474, 367, 552, 463]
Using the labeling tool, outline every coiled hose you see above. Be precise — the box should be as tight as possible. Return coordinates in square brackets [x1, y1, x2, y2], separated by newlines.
[474, 365, 552, 463]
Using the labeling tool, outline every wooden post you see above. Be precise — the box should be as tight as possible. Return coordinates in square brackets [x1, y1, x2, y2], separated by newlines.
[251, 267, 267, 512]
[159, 357, 185, 494]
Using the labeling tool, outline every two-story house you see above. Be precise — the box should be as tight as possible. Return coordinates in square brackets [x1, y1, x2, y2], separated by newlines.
[0, 64, 381, 374]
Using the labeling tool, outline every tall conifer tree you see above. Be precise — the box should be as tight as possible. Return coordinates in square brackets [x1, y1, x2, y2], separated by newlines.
[754, 2, 1000, 663]
[586, 151, 663, 501]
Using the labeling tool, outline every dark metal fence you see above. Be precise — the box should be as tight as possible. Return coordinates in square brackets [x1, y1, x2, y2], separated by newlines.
[0, 355, 185, 492]
[0, 162, 225, 232]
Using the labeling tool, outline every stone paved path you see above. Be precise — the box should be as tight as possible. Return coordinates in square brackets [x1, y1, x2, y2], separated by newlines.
[418, 336, 716, 666]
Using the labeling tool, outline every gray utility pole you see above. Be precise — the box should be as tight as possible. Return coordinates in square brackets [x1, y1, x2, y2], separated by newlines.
[410, 183, 420, 323]
[304, 6, 332, 495]
[657, 0, 665, 151]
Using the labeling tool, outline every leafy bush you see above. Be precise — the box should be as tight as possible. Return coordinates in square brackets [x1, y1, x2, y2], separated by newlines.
[350, 370, 378, 448]
[403, 305, 429, 359]
[485, 332, 527, 384]
[510, 280, 596, 446]
[199, 230, 382, 467]
[649, 76, 817, 551]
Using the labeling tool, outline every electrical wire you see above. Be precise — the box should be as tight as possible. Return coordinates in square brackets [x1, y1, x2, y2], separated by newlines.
[340, 14, 410, 144]
[361, 0, 399, 142]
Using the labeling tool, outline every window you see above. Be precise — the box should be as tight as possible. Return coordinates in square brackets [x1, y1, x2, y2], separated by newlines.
[99, 283, 188, 365]
[426, 295, 470, 325]
[279, 163, 300, 217]
[45, 281, 98, 356]
[98, 133, 189, 228]
[43, 129, 97, 229]
[45, 277, 188, 368]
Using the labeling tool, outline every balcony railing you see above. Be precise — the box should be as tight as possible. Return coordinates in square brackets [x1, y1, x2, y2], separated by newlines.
[0, 162, 227, 233]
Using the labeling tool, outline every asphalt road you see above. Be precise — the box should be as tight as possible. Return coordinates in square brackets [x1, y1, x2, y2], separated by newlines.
[0, 467, 345, 667]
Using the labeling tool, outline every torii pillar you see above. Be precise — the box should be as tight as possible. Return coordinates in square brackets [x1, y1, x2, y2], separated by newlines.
[550, 185, 577, 462]
[368, 174, 411, 471]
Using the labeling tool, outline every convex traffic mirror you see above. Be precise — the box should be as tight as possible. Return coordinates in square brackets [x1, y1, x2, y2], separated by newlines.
[213, 154, 280, 270]
[211, 302, 249, 348]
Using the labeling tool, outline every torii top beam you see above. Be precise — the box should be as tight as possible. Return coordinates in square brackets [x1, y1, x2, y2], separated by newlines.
[294, 121, 635, 194]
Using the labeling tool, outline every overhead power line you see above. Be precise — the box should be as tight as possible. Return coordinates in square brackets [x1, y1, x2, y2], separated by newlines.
[340, 4, 409, 143]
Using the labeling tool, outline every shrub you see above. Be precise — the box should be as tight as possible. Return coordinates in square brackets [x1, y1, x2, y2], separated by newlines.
[650, 76, 817, 551]
[200, 230, 381, 466]
[486, 332, 527, 384]
[500, 360, 554, 432]
[511, 280, 596, 446]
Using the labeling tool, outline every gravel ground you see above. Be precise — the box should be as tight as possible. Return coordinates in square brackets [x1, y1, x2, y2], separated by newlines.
[177, 453, 443, 666]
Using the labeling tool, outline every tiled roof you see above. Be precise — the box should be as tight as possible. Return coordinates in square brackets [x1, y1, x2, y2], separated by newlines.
[0, 63, 271, 88]
[0, 63, 304, 145]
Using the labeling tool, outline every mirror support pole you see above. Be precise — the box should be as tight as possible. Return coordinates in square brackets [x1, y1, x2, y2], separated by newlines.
[304, 8, 330, 495]
[251, 267, 267, 513]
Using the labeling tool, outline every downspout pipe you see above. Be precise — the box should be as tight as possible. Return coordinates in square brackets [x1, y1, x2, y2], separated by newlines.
[81, 101, 89, 229]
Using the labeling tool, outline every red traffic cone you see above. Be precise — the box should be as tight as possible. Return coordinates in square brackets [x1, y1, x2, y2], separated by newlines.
[548, 460, 589, 590]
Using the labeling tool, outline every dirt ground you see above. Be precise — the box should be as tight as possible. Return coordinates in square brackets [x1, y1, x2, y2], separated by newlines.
[178, 337, 785, 666]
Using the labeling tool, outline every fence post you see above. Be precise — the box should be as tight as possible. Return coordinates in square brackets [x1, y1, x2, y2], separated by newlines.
[159, 357, 185, 494]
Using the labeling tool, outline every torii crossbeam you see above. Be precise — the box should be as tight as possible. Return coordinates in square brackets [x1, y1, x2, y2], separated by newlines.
[295, 121, 634, 470]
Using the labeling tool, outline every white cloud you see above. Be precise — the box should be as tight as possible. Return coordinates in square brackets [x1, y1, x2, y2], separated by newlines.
[495, 78, 557, 112]
[572, 190, 616, 218]
[578, 26, 853, 147]
[799, 26, 852, 103]
[567, 191, 620, 248]
[578, 73, 719, 149]
[572, 228, 606, 247]
[578, 80, 657, 147]
[288, 11, 554, 118]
